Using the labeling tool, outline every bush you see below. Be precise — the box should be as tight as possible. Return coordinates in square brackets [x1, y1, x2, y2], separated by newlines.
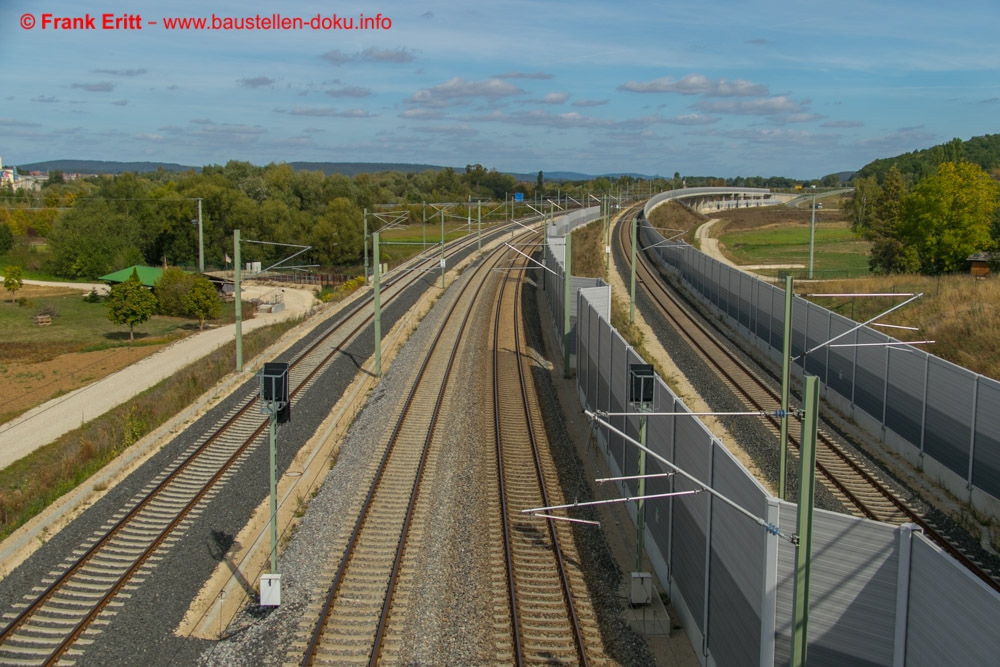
[0, 223, 12, 254]
[16, 297, 32, 308]
[83, 287, 103, 303]
[35, 304, 59, 318]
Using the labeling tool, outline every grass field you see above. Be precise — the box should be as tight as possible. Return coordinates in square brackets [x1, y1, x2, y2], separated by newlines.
[718, 222, 872, 277]
[1, 285, 192, 359]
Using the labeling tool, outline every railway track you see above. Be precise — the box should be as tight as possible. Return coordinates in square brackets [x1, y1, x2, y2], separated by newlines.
[618, 203, 1000, 593]
[0, 220, 525, 666]
[488, 239, 604, 664]
[292, 221, 538, 665]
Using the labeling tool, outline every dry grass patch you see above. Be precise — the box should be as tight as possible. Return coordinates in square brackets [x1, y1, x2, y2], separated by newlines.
[809, 274, 1000, 381]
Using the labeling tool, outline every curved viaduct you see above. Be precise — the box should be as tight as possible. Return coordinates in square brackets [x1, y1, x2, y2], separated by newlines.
[643, 186, 789, 217]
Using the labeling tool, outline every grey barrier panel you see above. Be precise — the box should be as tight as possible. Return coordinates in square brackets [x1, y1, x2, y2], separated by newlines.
[727, 265, 739, 322]
[646, 384, 677, 563]
[769, 283, 784, 353]
[739, 271, 753, 329]
[623, 345, 646, 495]
[776, 505, 898, 667]
[791, 296, 808, 364]
[567, 277, 602, 356]
[924, 356, 975, 479]
[672, 410, 712, 634]
[905, 533, 1000, 666]
[973, 377, 1000, 497]
[712, 260, 723, 310]
[577, 301, 591, 408]
[720, 264, 732, 318]
[588, 304, 601, 410]
[597, 312, 610, 421]
[826, 313, 856, 399]
[609, 333, 628, 473]
[804, 301, 828, 379]
[884, 347, 926, 447]
[854, 327, 889, 421]
[756, 277, 773, 344]
[708, 444, 767, 666]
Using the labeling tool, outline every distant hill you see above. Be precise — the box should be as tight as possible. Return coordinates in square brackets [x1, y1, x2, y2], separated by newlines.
[853, 134, 1000, 184]
[16, 160, 199, 174]
[13, 159, 659, 183]
[286, 162, 448, 176]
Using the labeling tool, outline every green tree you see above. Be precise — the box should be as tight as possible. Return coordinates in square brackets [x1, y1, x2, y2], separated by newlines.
[4, 265, 23, 302]
[820, 173, 842, 187]
[182, 275, 221, 330]
[847, 175, 881, 233]
[106, 268, 157, 340]
[898, 161, 1000, 273]
[155, 267, 194, 317]
[866, 166, 916, 274]
[0, 222, 13, 254]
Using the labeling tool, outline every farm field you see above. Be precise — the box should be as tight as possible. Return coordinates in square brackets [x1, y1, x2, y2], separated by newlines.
[0, 284, 231, 425]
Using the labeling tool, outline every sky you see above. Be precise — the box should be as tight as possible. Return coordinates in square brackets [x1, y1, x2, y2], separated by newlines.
[1, 0, 998, 179]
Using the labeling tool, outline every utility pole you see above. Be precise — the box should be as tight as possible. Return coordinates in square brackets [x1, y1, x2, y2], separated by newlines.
[808, 186, 817, 279]
[234, 229, 242, 373]
[791, 375, 820, 667]
[374, 231, 382, 378]
[630, 216, 638, 324]
[197, 198, 204, 273]
[440, 208, 445, 289]
[363, 208, 369, 284]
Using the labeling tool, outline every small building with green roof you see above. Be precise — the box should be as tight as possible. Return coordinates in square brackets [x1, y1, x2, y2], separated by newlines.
[98, 265, 163, 288]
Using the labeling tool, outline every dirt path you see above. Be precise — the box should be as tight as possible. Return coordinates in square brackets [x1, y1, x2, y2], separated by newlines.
[694, 218, 734, 267]
[0, 285, 318, 471]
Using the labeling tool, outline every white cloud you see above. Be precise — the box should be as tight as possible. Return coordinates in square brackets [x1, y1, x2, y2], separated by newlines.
[276, 107, 372, 118]
[692, 96, 806, 116]
[399, 109, 446, 120]
[94, 68, 147, 77]
[324, 86, 372, 98]
[71, 82, 114, 93]
[320, 47, 416, 65]
[494, 71, 553, 80]
[462, 109, 613, 129]
[664, 113, 718, 125]
[619, 74, 769, 97]
[407, 77, 526, 108]
[238, 76, 275, 89]
[412, 124, 478, 136]
[573, 99, 609, 108]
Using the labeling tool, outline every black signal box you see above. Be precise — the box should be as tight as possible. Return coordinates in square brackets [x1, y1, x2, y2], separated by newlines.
[261, 362, 289, 403]
[629, 364, 655, 405]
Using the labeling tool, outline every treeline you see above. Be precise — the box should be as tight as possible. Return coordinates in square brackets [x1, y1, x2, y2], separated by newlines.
[1, 160, 820, 280]
[847, 162, 1000, 274]
[0, 161, 655, 280]
[854, 134, 1000, 185]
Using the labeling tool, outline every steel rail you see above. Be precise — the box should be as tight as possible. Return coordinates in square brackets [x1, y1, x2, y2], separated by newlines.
[620, 205, 1000, 595]
[301, 228, 518, 665]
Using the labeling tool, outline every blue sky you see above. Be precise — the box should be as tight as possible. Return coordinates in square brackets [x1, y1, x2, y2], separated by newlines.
[2, 0, 998, 178]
